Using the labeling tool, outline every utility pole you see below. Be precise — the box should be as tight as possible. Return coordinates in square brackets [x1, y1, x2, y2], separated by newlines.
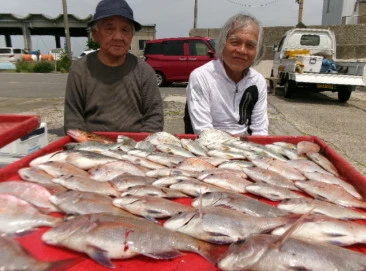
[193, 0, 198, 28]
[62, 0, 72, 59]
[296, 0, 304, 24]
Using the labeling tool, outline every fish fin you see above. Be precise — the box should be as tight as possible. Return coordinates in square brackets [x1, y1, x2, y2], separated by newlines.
[45, 257, 85, 271]
[143, 250, 184, 260]
[197, 240, 228, 265]
[272, 210, 314, 249]
[86, 245, 115, 268]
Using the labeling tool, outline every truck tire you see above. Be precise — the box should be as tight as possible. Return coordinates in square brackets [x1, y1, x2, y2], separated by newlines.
[337, 85, 355, 103]
[269, 70, 275, 91]
[284, 79, 295, 99]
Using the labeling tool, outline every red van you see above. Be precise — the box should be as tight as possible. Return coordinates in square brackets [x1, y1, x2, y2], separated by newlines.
[143, 37, 216, 86]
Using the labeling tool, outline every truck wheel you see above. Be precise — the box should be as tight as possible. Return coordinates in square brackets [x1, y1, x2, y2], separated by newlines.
[155, 71, 166, 87]
[269, 70, 275, 91]
[284, 80, 295, 99]
[337, 86, 355, 103]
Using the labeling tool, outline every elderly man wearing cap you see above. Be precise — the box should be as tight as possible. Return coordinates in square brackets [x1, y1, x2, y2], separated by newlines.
[64, 0, 164, 133]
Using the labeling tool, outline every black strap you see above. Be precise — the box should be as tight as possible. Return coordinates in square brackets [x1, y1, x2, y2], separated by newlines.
[183, 102, 194, 134]
[238, 85, 259, 135]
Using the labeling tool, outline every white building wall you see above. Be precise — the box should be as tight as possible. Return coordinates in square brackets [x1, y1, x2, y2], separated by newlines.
[322, 0, 359, 25]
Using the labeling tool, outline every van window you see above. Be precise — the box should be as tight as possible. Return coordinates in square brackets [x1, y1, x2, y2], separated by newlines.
[300, 35, 320, 46]
[13, 49, 22, 54]
[189, 40, 209, 56]
[144, 43, 163, 54]
[0, 48, 11, 54]
[163, 41, 184, 56]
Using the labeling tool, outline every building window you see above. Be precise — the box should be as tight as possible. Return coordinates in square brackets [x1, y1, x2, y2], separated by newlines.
[139, 40, 148, 51]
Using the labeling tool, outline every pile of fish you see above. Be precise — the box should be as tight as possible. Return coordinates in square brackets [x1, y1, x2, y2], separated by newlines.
[2, 128, 366, 270]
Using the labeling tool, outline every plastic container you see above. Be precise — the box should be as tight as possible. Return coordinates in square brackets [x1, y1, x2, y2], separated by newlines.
[1, 133, 366, 270]
[0, 114, 41, 148]
[297, 55, 324, 73]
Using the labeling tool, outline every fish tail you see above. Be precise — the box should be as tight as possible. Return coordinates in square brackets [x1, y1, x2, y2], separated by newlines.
[197, 240, 227, 266]
[45, 257, 85, 271]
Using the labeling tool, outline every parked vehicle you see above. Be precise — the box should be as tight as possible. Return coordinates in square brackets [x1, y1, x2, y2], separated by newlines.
[78, 49, 97, 58]
[268, 28, 366, 102]
[0, 47, 24, 63]
[143, 36, 216, 86]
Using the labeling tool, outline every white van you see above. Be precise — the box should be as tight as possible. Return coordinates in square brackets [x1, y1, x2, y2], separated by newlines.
[0, 47, 24, 63]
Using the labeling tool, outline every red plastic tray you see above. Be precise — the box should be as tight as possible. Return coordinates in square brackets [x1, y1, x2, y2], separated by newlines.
[0, 114, 41, 149]
[1, 132, 366, 270]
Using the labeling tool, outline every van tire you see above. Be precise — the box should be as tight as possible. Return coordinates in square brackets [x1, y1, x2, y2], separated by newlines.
[284, 79, 295, 99]
[338, 85, 354, 103]
[155, 71, 166, 87]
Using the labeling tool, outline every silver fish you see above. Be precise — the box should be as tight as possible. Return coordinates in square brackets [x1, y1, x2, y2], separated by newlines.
[304, 171, 362, 199]
[42, 213, 224, 268]
[272, 214, 366, 246]
[146, 152, 186, 167]
[156, 143, 196, 157]
[152, 176, 198, 187]
[18, 166, 54, 184]
[278, 198, 366, 220]
[218, 160, 254, 170]
[120, 184, 188, 198]
[64, 150, 120, 170]
[307, 152, 340, 176]
[119, 154, 167, 169]
[176, 157, 216, 172]
[297, 140, 321, 154]
[110, 174, 157, 191]
[88, 160, 148, 181]
[113, 194, 194, 219]
[295, 180, 366, 209]
[52, 174, 119, 197]
[49, 190, 130, 216]
[0, 181, 59, 213]
[169, 179, 229, 197]
[252, 157, 306, 181]
[218, 233, 366, 271]
[180, 138, 208, 156]
[0, 236, 81, 271]
[36, 160, 89, 178]
[199, 172, 252, 193]
[242, 166, 300, 191]
[196, 129, 237, 147]
[164, 206, 294, 244]
[246, 182, 305, 201]
[191, 191, 289, 217]
[146, 168, 199, 178]
[0, 194, 62, 236]
[144, 131, 182, 146]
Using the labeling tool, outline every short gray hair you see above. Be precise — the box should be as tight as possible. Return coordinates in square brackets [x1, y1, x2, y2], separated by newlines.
[215, 13, 264, 66]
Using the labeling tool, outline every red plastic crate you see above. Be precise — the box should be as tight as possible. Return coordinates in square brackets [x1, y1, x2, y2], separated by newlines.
[1, 132, 366, 270]
[0, 114, 41, 149]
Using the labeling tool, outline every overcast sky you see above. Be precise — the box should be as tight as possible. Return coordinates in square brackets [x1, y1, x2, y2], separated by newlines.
[0, 0, 324, 56]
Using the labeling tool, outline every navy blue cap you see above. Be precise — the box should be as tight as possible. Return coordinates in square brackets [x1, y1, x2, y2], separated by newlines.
[88, 0, 142, 31]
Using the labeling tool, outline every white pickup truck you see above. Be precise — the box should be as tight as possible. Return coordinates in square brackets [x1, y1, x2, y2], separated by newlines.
[268, 28, 366, 102]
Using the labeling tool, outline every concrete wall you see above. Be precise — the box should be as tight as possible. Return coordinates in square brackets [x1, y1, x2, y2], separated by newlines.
[190, 24, 366, 60]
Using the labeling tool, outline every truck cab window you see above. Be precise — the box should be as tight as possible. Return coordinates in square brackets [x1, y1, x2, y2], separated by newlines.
[300, 35, 320, 46]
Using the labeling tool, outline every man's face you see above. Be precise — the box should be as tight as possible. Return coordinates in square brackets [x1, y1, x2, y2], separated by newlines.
[222, 23, 259, 80]
[93, 16, 134, 58]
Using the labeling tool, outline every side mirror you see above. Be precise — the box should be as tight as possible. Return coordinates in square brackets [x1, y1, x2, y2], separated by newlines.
[207, 50, 215, 58]
[273, 44, 278, 52]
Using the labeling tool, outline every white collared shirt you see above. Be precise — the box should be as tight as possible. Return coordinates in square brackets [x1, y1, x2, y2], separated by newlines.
[186, 59, 268, 135]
